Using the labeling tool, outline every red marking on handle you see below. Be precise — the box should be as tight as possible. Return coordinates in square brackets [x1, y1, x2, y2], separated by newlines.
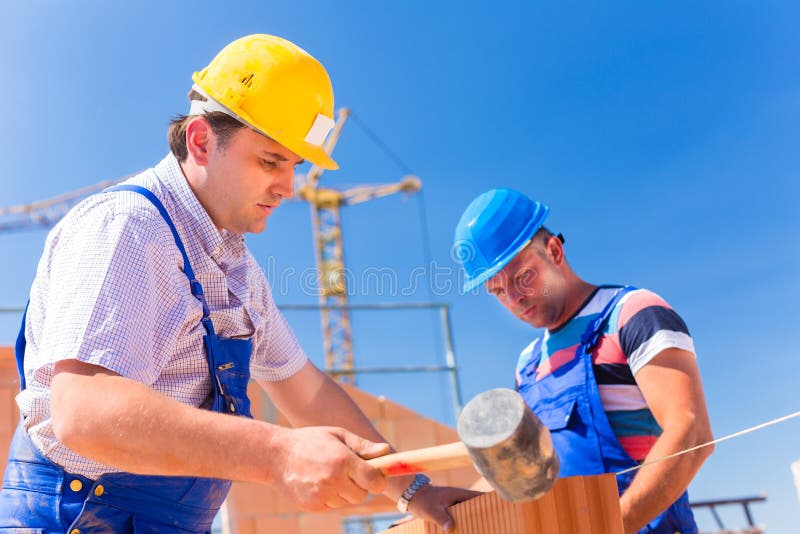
[385, 462, 424, 476]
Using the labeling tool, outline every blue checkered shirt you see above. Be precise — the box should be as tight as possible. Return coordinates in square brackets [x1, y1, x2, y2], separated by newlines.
[18, 153, 307, 478]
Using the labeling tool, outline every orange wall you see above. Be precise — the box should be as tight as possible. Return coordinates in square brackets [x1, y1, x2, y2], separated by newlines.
[0, 347, 20, 472]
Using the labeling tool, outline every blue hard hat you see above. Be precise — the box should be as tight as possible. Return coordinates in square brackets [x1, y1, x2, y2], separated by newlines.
[453, 189, 550, 292]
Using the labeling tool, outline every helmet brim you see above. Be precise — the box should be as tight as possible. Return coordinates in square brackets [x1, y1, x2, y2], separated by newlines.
[279, 136, 339, 171]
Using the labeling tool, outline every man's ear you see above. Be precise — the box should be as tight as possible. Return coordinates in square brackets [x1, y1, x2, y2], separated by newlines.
[185, 117, 213, 166]
[548, 235, 565, 265]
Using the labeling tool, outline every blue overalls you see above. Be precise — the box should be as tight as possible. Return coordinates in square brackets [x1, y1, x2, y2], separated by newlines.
[517, 286, 698, 533]
[0, 185, 253, 533]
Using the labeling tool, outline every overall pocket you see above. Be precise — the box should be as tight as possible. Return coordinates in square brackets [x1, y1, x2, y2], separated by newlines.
[526, 393, 606, 477]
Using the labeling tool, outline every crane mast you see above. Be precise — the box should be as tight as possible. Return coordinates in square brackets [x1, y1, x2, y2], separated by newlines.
[297, 108, 420, 383]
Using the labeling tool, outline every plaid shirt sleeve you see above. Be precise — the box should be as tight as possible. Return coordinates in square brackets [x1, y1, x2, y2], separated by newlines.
[32, 196, 190, 386]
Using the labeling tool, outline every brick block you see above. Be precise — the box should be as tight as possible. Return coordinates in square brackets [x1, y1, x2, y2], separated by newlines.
[298, 512, 343, 533]
[254, 515, 300, 534]
[379, 474, 623, 534]
[374, 419, 397, 446]
[378, 396, 418, 420]
[393, 418, 438, 452]
[227, 481, 278, 516]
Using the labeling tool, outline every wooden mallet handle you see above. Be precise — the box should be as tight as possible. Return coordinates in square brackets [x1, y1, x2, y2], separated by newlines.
[367, 442, 474, 476]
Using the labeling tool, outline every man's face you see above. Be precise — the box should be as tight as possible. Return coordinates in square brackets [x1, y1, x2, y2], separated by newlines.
[203, 126, 304, 234]
[484, 240, 567, 329]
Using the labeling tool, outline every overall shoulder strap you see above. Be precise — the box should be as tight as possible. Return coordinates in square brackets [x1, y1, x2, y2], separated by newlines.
[106, 185, 197, 282]
[578, 286, 637, 355]
[105, 185, 214, 331]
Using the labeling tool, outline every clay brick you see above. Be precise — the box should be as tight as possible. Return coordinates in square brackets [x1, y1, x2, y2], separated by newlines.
[340, 383, 383, 421]
[298, 512, 342, 532]
[379, 474, 622, 534]
[0, 449, 8, 480]
[0, 388, 18, 438]
[245, 383, 264, 421]
[374, 419, 397, 446]
[0, 350, 20, 392]
[433, 422, 459, 444]
[227, 482, 278, 516]
[438, 464, 481, 490]
[271, 486, 300, 515]
[230, 517, 256, 534]
[378, 396, 418, 420]
[393, 418, 438, 451]
[559, 476, 591, 532]
[255, 515, 300, 534]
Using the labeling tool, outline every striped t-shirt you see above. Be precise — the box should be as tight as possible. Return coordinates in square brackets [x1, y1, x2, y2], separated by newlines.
[515, 286, 695, 462]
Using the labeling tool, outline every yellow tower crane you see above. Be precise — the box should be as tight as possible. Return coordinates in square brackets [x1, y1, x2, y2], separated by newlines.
[295, 108, 421, 384]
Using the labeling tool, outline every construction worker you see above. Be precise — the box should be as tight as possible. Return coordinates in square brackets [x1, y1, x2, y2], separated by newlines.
[0, 34, 475, 532]
[453, 189, 714, 533]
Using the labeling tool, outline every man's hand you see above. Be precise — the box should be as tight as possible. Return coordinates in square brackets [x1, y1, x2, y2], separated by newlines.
[258, 363, 480, 518]
[270, 425, 391, 511]
[407, 484, 483, 531]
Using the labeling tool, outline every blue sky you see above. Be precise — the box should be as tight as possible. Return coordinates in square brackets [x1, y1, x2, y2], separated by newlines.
[1, 1, 799, 531]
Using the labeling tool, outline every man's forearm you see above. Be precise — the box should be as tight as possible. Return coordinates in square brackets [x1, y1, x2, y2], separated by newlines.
[52, 362, 284, 483]
[623, 348, 714, 532]
[619, 425, 713, 533]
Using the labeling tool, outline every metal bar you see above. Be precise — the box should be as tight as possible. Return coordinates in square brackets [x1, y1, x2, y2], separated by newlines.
[278, 302, 445, 311]
[709, 505, 724, 529]
[744, 503, 755, 526]
[2, 298, 465, 420]
[285, 300, 464, 422]
[0, 174, 138, 233]
[690, 495, 767, 531]
[690, 496, 766, 507]
[327, 365, 455, 375]
[440, 305, 463, 417]
[0, 177, 130, 216]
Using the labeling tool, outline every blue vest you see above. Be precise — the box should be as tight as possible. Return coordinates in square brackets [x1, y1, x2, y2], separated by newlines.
[0, 185, 253, 533]
[517, 286, 698, 534]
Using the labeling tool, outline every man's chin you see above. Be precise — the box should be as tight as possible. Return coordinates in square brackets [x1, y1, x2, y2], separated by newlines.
[520, 314, 546, 329]
[248, 218, 269, 234]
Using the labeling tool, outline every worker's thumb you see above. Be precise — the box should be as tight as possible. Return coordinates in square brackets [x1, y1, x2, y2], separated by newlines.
[336, 429, 391, 460]
[336, 429, 390, 494]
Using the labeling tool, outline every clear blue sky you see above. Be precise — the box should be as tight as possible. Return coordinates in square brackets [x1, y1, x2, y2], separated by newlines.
[1, 1, 798, 531]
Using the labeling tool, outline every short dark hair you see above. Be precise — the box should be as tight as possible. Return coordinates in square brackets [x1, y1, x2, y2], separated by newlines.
[167, 89, 247, 162]
[533, 226, 555, 247]
[530, 226, 566, 257]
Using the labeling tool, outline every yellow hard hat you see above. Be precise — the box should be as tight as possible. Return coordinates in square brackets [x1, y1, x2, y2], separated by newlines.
[191, 34, 338, 170]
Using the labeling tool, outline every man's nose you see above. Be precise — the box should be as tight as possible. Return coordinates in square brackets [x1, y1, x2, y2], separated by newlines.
[508, 284, 526, 304]
[274, 167, 295, 199]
